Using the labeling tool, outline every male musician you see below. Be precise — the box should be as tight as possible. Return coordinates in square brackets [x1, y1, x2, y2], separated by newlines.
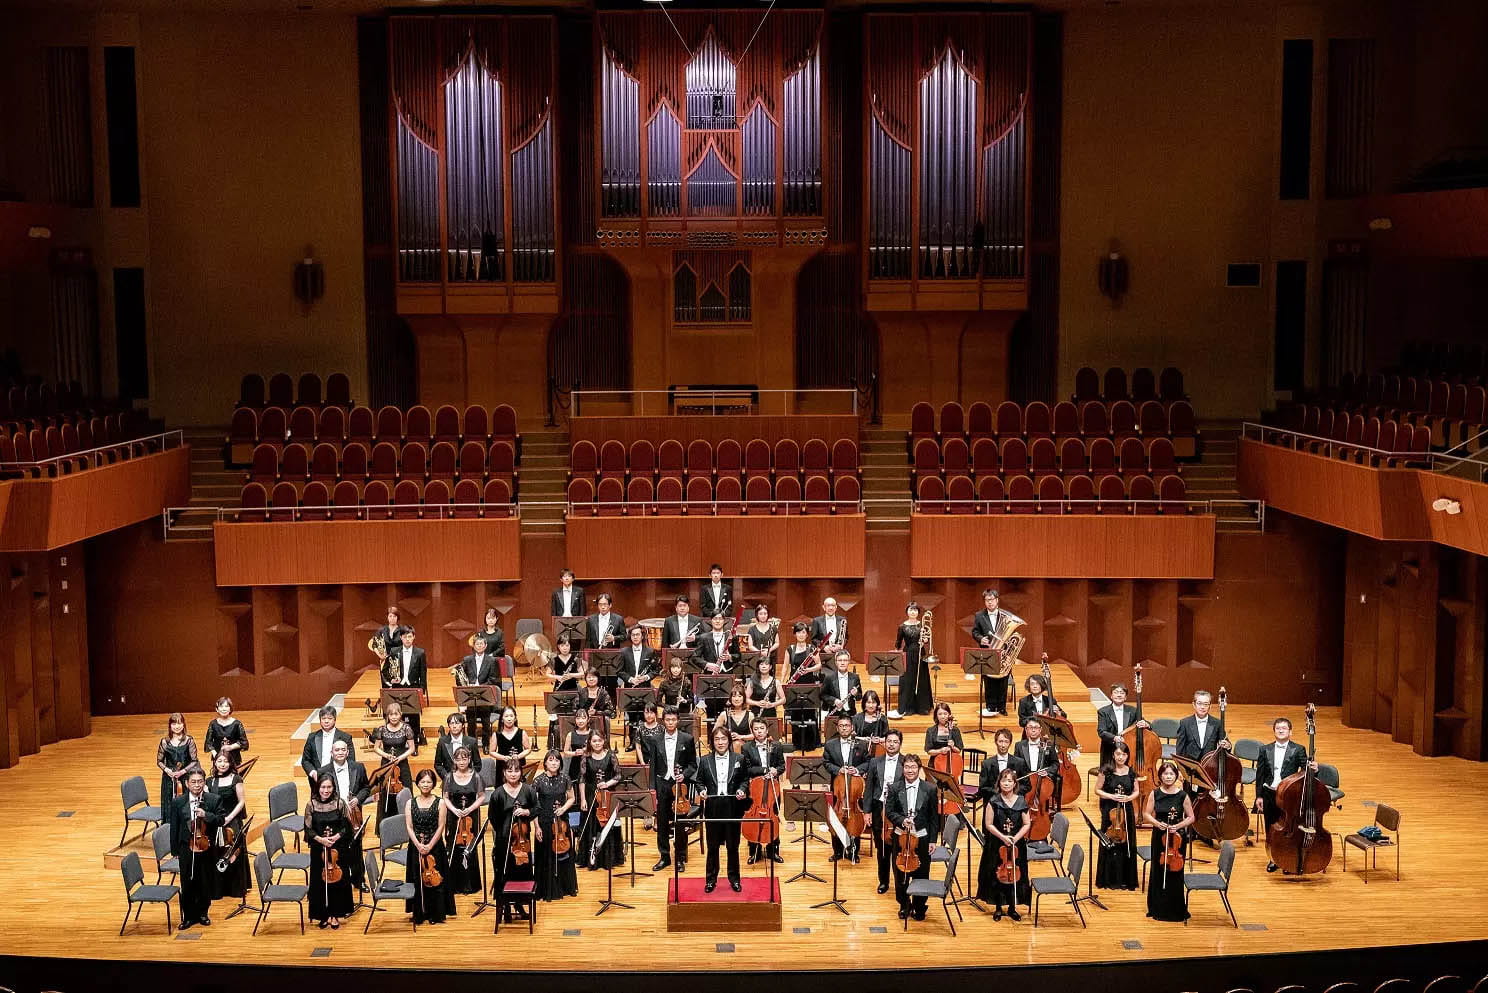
[699, 564, 734, 619]
[650, 706, 698, 873]
[1014, 717, 1061, 784]
[375, 605, 408, 657]
[820, 651, 862, 720]
[319, 738, 370, 890]
[862, 727, 907, 893]
[696, 727, 749, 892]
[1253, 717, 1316, 872]
[885, 753, 939, 921]
[300, 705, 354, 781]
[698, 613, 736, 675]
[457, 634, 501, 744]
[434, 712, 481, 781]
[823, 715, 869, 862]
[742, 717, 786, 865]
[169, 768, 224, 928]
[618, 625, 659, 727]
[1176, 690, 1229, 846]
[585, 593, 626, 651]
[970, 588, 1011, 717]
[1096, 683, 1146, 768]
[810, 597, 849, 653]
[978, 728, 1029, 802]
[384, 627, 428, 745]
[662, 595, 703, 651]
[550, 568, 586, 618]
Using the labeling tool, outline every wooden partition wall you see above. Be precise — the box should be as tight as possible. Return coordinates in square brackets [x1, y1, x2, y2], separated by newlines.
[0, 446, 191, 551]
[910, 514, 1216, 579]
[566, 515, 865, 579]
[0, 549, 89, 769]
[568, 414, 860, 448]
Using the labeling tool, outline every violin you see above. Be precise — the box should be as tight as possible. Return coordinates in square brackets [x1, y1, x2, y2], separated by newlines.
[996, 816, 1021, 884]
[894, 823, 921, 874]
[1023, 767, 1056, 842]
[1193, 686, 1247, 842]
[830, 769, 866, 840]
[741, 773, 781, 847]
[172, 761, 186, 797]
[1120, 662, 1164, 804]
[386, 760, 404, 798]
[595, 788, 614, 824]
[322, 829, 344, 884]
[1162, 815, 1186, 872]
[454, 812, 475, 849]
[420, 852, 443, 887]
[510, 817, 532, 867]
[1265, 703, 1333, 875]
[1040, 655, 1082, 805]
[1104, 789, 1128, 844]
[673, 775, 691, 815]
[551, 811, 572, 856]
[189, 807, 211, 853]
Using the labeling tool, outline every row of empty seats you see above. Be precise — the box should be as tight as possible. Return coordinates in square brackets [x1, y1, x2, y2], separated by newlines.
[912, 435, 1181, 482]
[237, 372, 353, 409]
[1274, 406, 1432, 463]
[246, 440, 516, 489]
[0, 413, 157, 475]
[566, 472, 861, 515]
[909, 399, 1198, 457]
[915, 472, 1188, 514]
[228, 403, 519, 459]
[1072, 365, 1188, 405]
[569, 437, 860, 482]
[1396, 339, 1488, 381]
[238, 477, 514, 521]
[1317, 374, 1487, 447]
[0, 379, 99, 422]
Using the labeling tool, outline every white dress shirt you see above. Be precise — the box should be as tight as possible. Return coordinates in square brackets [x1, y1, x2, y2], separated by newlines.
[1112, 707, 1126, 735]
[903, 782, 926, 837]
[1194, 717, 1210, 749]
[1270, 742, 1288, 788]
[317, 729, 335, 768]
[400, 646, 413, 683]
[561, 587, 574, 615]
[711, 754, 731, 795]
[663, 734, 679, 780]
[881, 755, 899, 801]
[332, 761, 351, 799]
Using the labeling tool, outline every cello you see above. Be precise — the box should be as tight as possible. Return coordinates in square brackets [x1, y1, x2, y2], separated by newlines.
[1023, 765, 1056, 843]
[1265, 703, 1333, 875]
[927, 715, 964, 817]
[1120, 662, 1164, 803]
[831, 769, 867, 842]
[741, 774, 781, 849]
[1192, 686, 1247, 842]
[1040, 655, 1083, 805]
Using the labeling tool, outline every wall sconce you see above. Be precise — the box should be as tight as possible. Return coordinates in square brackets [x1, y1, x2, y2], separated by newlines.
[1431, 497, 1461, 516]
[293, 245, 325, 312]
[1098, 240, 1128, 307]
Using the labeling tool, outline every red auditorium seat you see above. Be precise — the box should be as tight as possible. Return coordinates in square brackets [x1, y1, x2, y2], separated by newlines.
[971, 437, 998, 475]
[1073, 367, 1100, 404]
[910, 402, 935, 441]
[492, 404, 517, 439]
[268, 373, 294, 408]
[229, 408, 257, 451]
[832, 474, 860, 513]
[318, 405, 345, 443]
[342, 442, 369, 481]
[483, 478, 512, 515]
[1097, 473, 1126, 513]
[429, 441, 458, 481]
[1080, 401, 1108, 438]
[942, 437, 970, 476]
[1148, 437, 1177, 477]
[248, 443, 277, 485]
[626, 476, 653, 513]
[803, 438, 830, 476]
[375, 406, 403, 443]
[774, 438, 801, 479]
[393, 479, 421, 518]
[629, 439, 657, 479]
[1030, 437, 1058, 478]
[1053, 401, 1078, 437]
[1037, 474, 1065, 512]
[1131, 367, 1156, 403]
[370, 441, 399, 482]
[1052, 437, 1082, 475]
[364, 479, 393, 519]
[1119, 437, 1147, 477]
[326, 372, 351, 407]
[775, 474, 801, 511]
[716, 438, 742, 478]
[744, 473, 772, 513]
[686, 475, 713, 511]
[240, 482, 269, 521]
[1158, 474, 1186, 514]
[716, 475, 742, 514]
[269, 481, 299, 522]
[804, 474, 831, 514]
[946, 474, 974, 513]
[658, 439, 685, 481]
[348, 406, 375, 447]
[687, 439, 713, 478]
[599, 440, 627, 482]
[939, 402, 964, 440]
[1000, 437, 1028, 476]
[655, 476, 683, 515]
[1129, 474, 1157, 514]
[488, 441, 515, 486]
[331, 480, 361, 520]
[240, 374, 266, 409]
[297, 373, 322, 407]
[402, 442, 428, 482]
[1159, 367, 1185, 402]
[310, 442, 338, 481]
[968, 402, 993, 440]
[1110, 401, 1138, 440]
[259, 406, 288, 444]
[406, 405, 433, 444]
[434, 404, 461, 444]
[1103, 367, 1128, 402]
[916, 475, 946, 514]
[1067, 473, 1095, 510]
[1138, 400, 1167, 437]
[1361, 416, 1381, 456]
[281, 443, 310, 483]
[831, 439, 859, 476]
[458, 440, 486, 479]
[452, 478, 481, 518]
[423, 479, 452, 517]
[1006, 474, 1035, 514]
[912, 437, 940, 481]
[1024, 401, 1052, 439]
[571, 440, 597, 479]
[745, 438, 771, 477]
[301, 481, 331, 520]
[995, 401, 1021, 438]
[463, 404, 489, 443]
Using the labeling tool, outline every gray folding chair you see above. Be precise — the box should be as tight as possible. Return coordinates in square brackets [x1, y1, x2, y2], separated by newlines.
[252, 851, 307, 935]
[267, 782, 303, 849]
[1184, 839, 1237, 925]
[1317, 763, 1345, 805]
[396, 786, 412, 814]
[379, 810, 410, 870]
[1232, 738, 1261, 787]
[930, 814, 964, 900]
[150, 824, 180, 884]
[362, 852, 416, 933]
[119, 776, 163, 846]
[263, 821, 310, 881]
[1027, 812, 1069, 876]
[1136, 842, 1152, 891]
[119, 851, 178, 935]
[1031, 843, 1085, 928]
[1150, 718, 1180, 758]
[1344, 803, 1401, 883]
[905, 848, 961, 935]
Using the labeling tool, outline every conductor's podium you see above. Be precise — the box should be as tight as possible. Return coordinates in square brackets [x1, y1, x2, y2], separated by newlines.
[666, 876, 782, 932]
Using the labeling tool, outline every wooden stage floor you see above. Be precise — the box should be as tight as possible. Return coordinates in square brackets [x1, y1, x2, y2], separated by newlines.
[1, 662, 1483, 979]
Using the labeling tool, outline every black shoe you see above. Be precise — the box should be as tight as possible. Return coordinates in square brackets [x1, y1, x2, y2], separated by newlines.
[897, 907, 909, 919]
[730, 880, 742, 892]
[199, 916, 211, 927]
[653, 859, 671, 872]
[992, 908, 1003, 921]
[829, 854, 841, 862]
[317, 921, 328, 930]
[705, 881, 717, 894]
[770, 854, 785, 864]
[1008, 909, 1022, 922]
[877, 883, 889, 894]
[178, 919, 194, 930]
[678, 861, 687, 872]
[1266, 861, 1279, 873]
[912, 909, 926, 921]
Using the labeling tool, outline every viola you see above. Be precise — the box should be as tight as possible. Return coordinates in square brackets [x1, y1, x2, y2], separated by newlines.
[1193, 687, 1247, 842]
[1162, 825, 1186, 872]
[1265, 702, 1333, 875]
[347, 801, 364, 834]
[1120, 662, 1164, 803]
[594, 788, 614, 825]
[510, 817, 532, 866]
[386, 760, 404, 798]
[996, 816, 1021, 885]
[172, 761, 186, 797]
[673, 776, 691, 815]
[322, 842, 343, 884]
[551, 812, 572, 856]
[1024, 770, 1055, 842]
[894, 824, 921, 874]
[741, 774, 781, 847]
[1104, 790, 1129, 844]
[420, 852, 443, 887]
[830, 770, 866, 840]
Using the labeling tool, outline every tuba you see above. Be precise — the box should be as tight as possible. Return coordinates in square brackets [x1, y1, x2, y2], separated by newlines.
[919, 609, 938, 667]
[988, 610, 1026, 678]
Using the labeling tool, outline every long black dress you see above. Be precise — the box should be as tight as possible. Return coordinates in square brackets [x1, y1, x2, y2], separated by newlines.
[492, 727, 528, 765]
[488, 783, 538, 918]
[371, 724, 414, 825]
[405, 796, 455, 923]
[895, 622, 931, 716]
[744, 622, 778, 657]
[1147, 790, 1190, 921]
[305, 799, 354, 923]
[561, 728, 589, 781]
[658, 677, 692, 713]
[204, 718, 250, 771]
[1096, 769, 1140, 890]
[719, 709, 754, 744]
[156, 736, 201, 815]
[443, 770, 485, 895]
[853, 711, 889, 748]
[977, 794, 1031, 908]
[208, 772, 250, 899]
[785, 644, 821, 752]
[579, 751, 625, 869]
[747, 676, 783, 720]
[533, 772, 579, 901]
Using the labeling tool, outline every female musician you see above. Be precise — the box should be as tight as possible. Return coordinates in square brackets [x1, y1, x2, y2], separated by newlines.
[476, 606, 505, 656]
[742, 604, 779, 657]
[305, 771, 353, 928]
[977, 767, 1031, 919]
[532, 750, 578, 901]
[1095, 741, 1139, 890]
[892, 601, 932, 718]
[207, 750, 249, 900]
[714, 685, 754, 746]
[156, 712, 201, 814]
[545, 635, 583, 691]
[490, 706, 533, 767]
[784, 621, 822, 753]
[1016, 673, 1063, 728]
[578, 729, 624, 870]
[204, 697, 250, 772]
[853, 691, 889, 753]
[370, 702, 415, 825]
[923, 701, 964, 768]
[746, 655, 785, 721]
[561, 707, 594, 781]
[487, 758, 537, 924]
[632, 701, 663, 765]
[440, 746, 485, 896]
[577, 668, 615, 721]
[1144, 760, 1195, 922]
[405, 768, 454, 925]
[658, 656, 693, 712]
[376, 605, 407, 656]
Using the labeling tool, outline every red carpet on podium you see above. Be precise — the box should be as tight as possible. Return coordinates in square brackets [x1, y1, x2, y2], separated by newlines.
[668, 877, 781, 904]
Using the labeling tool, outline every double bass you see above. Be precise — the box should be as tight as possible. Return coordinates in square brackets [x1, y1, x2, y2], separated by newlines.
[1120, 662, 1164, 803]
[1265, 703, 1333, 875]
[1192, 687, 1247, 842]
[1040, 656, 1082, 805]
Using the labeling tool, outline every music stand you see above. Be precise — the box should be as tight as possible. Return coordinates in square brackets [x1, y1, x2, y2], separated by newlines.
[785, 755, 831, 851]
[614, 764, 651, 792]
[552, 616, 586, 645]
[1035, 713, 1080, 751]
[1075, 806, 1114, 912]
[610, 790, 655, 887]
[665, 648, 705, 674]
[380, 688, 422, 718]
[592, 808, 633, 914]
[783, 789, 829, 885]
[617, 686, 656, 721]
[588, 649, 624, 677]
[693, 674, 734, 717]
[455, 685, 499, 713]
[784, 683, 821, 730]
[962, 650, 1003, 737]
[866, 651, 905, 692]
[810, 804, 852, 915]
[1169, 754, 1217, 865]
[734, 651, 765, 674]
[544, 690, 579, 719]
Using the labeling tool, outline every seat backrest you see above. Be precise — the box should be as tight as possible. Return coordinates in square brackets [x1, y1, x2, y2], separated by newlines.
[363, 851, 382, 891]
[1316, 763, 1340, 788]
[263, 821, 285, 859]
[942, 813, 962, 850]
[1217, 840, 1235, 880]
[254, 851, 274, 898]
[121, 774, 148, 809]
[1065, 842, 1084, 885]
[268, 781, 298, 820]
[379, 812, 408, 849]
[152, 823, 173, 860]
[940, 847, 959, 886]
[326, 372, 351, 406]
[122, 850, 144, 892]
[910, 402, 935, 437]
[240, 373, 266, 407]
[1150, 717, 1180, 739]
[1050, 812, 1069, 850]
[1376, 803, 1400, 832]
[1232, 738, 1262, 762]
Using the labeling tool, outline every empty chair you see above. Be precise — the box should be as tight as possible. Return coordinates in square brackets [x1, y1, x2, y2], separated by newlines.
[288, 405, 318, 443]
[1052, 401, 1079, 438]
[423, 478, 452, 517]
[715, 474, 742, 514]
[375, 406, 403, 443]
[347, 406, 375, 447]
[995, 401, 1021, 438]
[462, 404, 489, 443]
[1006, 474, 1035, 513]
[1080, 400, 1109, 438]
[150, 823, 180, 884]
[331, 480, 361, 520]
[362, 852, 417, 933]
[404, 405, 432, 444]
[1097, 474, 1126, 513]
[629, 438, 657, 479]
[971, 437, 998, 475]
[1344, 803, 1401, 883]
[596, 477, 624, 516]
[240, 373, 266, 408]
[1031, 844, 1086, 927]
[401, 442, 428, 482]
[1110, 400, 1138, 439]
[268, 373, 294, 407]
[803, 438, 830, 476]
[774, 438, 801, 479]
[804, 474, 831, 514]
[1119, 437, 1147, 477]
[916, 474, 947, 514]
[942, 437, 970, 475]
[259, 405, 288, 443]
[300, 481, 331, 520]
[657, 439, 685, 481]
[248, 443, 278, 486]
[239, 482, 269, 521]
[913, 437, 941, 480]
[1073, 367, 1100, 403]
[491, 403, 517, 439]
[744, 473, 772, 513]
[1024, 401, 1052, 439]
[1059, 437, 1086, 474]
[598, 440, 627, 482]
[1158, 474, 1187, 513]
[229, 407, 258, 451]
[369, 441, 399, 482]
[832, 474, 860, 512]
[968, 402, 993, 440]
[1066, 474, 1095, 510]
[1000, 437, 1028, 477]
[905, 848, 962, 935]
[251, 851, 307, 935]
[269, 481, 299, 521]
[1138, 400, 1167, 437]
[1030, 437, 1058, 478]
[119, 851, 179, 935]
[326, 372, 351, 406]
[451, 477, 481, 517]
[392, 479, 421, 518]
[1148, 437, 1177, 477]
[745, 438, 772, 477]
[685, 475, 713, 512]
[482, 478, 512, 515]
[317, 404, 345, 443]
[1037, 474, 1065, 512]
[655, 475, 683, 514]
[1103, 367, 1128, 402]
[432, 404, 461, 444]
[119, 775, 163, 846]
[977, 474, 1005, 512]
[571, 440, 598, 479]
[1170, 401, 1197, 457]
[1129, 474, 1157, 514]
[1028, 812, 1070, 875]
[363, 479, 393, 519]
[487, 441, 516, 485]
[1131, 367, 1157, 403]
[1159, 367, 1185, 401]
[939, 402, 964, 440]
[715, 438, 742, 478]
[686, 439, 713, 477]
[310, 442, 338, 481]
[1184, 840, 1237, 926]
[296, 373, 322, 406]
[910, 402, 935, 440]
[627, 476, 656, 510]
[830, 438, 858, 476]
[458, 440, 486, 479]
[775, 474, 802, 510]
[946, 474, 974, 513]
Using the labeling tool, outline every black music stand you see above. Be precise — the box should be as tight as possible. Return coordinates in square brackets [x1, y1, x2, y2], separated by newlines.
[593, 808, 633, 914]
[588, 648, 623, 676]
[463, 814, 497, 919]
[610, 789, 655, 886]
[785, 755, 831, 851]
[380, 687, 422, 719]
[962, 649, 1003, 737]
[812, 803, 853, 915]
[866, 651, 905, 696]
[1170, 754, 1217, 866]
[783, 789, 828, 885]
[693, 674, 734, 719]
[544, 690, 579, 719]
[617, 686, 656, 733]
[455, 685, 499, 713]
[552, 616, 586, 646]
[614, 764, 651, 792]
[1075, 806, 1114, 912]
[784, 682, 821, 744]
[734, 651, 765, 674]
[665, 647, 705, 674]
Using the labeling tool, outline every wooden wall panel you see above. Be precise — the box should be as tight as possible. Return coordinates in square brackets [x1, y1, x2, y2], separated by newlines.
[909, 514, 1216, 579]
[50, 547, 90, 740]
[0, 447, 191, 552]
[569, 414, 861, 448]
[213, 519, 522, 586]
[0, 548, 92, 768]
[565, 515, 866, 579]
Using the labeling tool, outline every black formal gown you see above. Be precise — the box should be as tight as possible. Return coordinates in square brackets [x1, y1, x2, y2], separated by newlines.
[533, 772, 579, 901]
[493, 728, 528, 764]
[1147, 790, 1190, 921]
[747, 676, 783, 720]
[745, 623, 778, 656]
[1096, 769, 1140, 890]
[719, 709, 754, 743]
[579, 752, 625, 869]
[442, 771, 485, 895]
[853, 712, 889, 748]
[785, 645, 821, 752]
[156, 737, 201, 815]
[895, 622, 931, 716]
[977, 794, 1031, 907]
[562, 729, 589, 782]
[405, 796, 455, 924]
[658, 678, 692, 713]
[371, 725, 414, 825]
[204, 718, 250, 771]
[306, 800, 354, 923]
[488, 784, 537, 919]
[207, 773, 249, 899]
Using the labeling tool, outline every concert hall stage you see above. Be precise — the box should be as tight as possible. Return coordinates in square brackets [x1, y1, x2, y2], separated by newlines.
[1, 663, 1484, 993]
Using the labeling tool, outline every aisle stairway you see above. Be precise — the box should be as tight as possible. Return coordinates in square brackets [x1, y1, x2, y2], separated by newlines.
[861, 427, 912, 532]
[516, 428, 569, 535]
[164, 427, 237, 541]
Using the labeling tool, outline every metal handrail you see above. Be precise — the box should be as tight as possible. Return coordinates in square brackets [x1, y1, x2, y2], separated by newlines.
[567, 498, 864, 515]
[201, 501, 520, 522]
[910, 497, 1262, 518]
[1240, 421, 1424, 461]
[572, 388, 859, 418]
[0, 429, 184, 470]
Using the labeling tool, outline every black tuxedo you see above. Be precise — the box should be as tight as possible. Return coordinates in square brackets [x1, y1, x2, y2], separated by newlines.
[169, 789, 224, 923]
[1014, 739, 1060, 780]
[863, 753, 907, 885]
[809, 613, 849, 650]
[434, 733, 481, 781]
[586, 612, 627, 650]
[1254, 740, 1309, 829]
[822, 734, 869, 859]
[458, 652, 501, 741]
[650, 731, 698, 866]
[699, 581, 734, 619]
[695, 750, 749, 885]
[618, 645, 659, 684]
[550, 585, 586, 618]
[978, 751, 1030, 799]
[662, 614, 703, 650]
[316, 760, 370, 888]
[375, 624, 408, 656]
[1096, 703, 1139, 766]
[300, 727, 355, 779]
[741, 738, 785, 859]
[819, 669, 863, 719]
[970, 609, 1012, 714]
[384, 643, 427, 742]
[696, 630, 738, 672]
[885, 776, 940, 911]
[1175, 714, 1222, 761]
[1016, 693, 1061, 728]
